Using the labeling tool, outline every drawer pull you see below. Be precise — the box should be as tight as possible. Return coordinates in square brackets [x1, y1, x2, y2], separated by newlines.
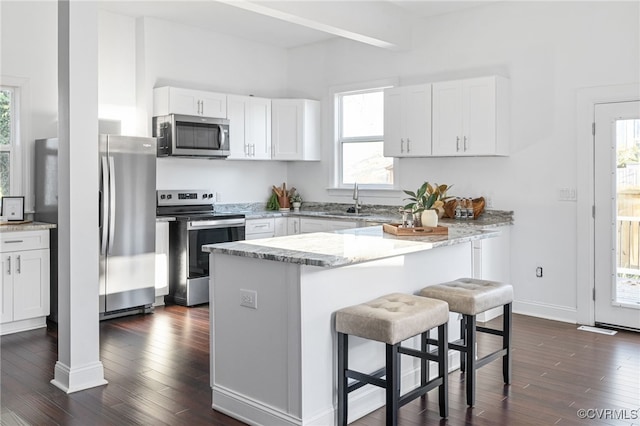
[16, 255, 20, 274]
[4, 240, 24, 244]
[6, 256, 10, 275]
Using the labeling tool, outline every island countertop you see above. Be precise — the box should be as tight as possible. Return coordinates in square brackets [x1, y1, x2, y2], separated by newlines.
[203, 225, 500, 268]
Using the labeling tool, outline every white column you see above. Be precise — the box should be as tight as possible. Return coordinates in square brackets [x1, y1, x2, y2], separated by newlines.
[51, 0, 107, 393]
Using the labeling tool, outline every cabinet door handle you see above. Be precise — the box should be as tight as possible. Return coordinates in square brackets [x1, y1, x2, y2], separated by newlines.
[456, 136, 460, 152]
[4, 240, 23, 244]
[252, 144, 256, 157]
[16, 255, 20, 274]
[407, 138, 411, 153]
[294, 221, 298, 233]
[6, 256, 10, 275]
[244, 144, 248, 156]
[464, 136, 468, 151]
[400, 138, 405, 153]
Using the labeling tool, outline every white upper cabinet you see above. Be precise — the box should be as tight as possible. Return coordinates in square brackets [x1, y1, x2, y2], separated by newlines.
[272, 99, 321, 161]
[227, 95, 272, 160]
[153, 86, 227, 118]
[383, 84, 432, 157]
[432, 76, 509, 156]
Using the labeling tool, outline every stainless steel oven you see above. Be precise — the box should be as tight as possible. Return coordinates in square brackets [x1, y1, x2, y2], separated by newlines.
[157, 190, 245, 306]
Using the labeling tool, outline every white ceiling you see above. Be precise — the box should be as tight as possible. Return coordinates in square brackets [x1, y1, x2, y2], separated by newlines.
[99, 1, 497, 50]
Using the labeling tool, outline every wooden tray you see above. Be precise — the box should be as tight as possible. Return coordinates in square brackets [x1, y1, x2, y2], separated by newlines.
[0, 220, 32, 226]
[383, 223, 448, 236]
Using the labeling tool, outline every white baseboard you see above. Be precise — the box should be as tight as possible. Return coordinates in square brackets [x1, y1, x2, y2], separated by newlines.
[513, 300, 577, 324]
[211, 352, 461, 426]
[0, 316, 46, 335]
[50, 361, 108, 394]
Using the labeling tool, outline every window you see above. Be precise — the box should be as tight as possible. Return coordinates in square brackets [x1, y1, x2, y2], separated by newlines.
[336, 88, 394, 187]
[0, 87, 15, 198]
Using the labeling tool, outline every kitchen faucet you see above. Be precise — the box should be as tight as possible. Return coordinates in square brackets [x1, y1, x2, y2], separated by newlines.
[352, 182, 361, 214]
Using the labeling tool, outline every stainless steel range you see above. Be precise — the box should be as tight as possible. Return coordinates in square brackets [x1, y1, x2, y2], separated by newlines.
[157, 189, 245, 306]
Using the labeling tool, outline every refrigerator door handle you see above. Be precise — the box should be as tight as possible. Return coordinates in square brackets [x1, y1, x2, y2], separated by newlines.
[219, 124, 225, 149]
[108, 155, 116, 255]
[100, 155, 109, 255]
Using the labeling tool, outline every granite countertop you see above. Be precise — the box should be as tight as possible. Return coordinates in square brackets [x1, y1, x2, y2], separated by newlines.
[203, 225, 500, 268]
[0, 221, 57, 233]
[240, 208, 512, 229]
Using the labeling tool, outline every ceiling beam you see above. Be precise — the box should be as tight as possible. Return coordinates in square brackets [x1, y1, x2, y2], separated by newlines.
[217, 0, 413, 50]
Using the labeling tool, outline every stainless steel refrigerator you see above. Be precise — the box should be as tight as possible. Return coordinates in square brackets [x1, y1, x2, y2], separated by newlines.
[35, 135, 157, 319]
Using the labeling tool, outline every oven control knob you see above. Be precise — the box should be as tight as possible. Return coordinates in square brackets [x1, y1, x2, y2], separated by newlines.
[160, 194, 166, 200]
[202, 193, 207, 199]
[208, 193, 213, 198]
[167, 194, 172, 200]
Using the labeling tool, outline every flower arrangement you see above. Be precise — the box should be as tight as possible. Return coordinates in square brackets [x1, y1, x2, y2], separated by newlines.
[403, 182, 453, 213]
[290, 192, 303, 204]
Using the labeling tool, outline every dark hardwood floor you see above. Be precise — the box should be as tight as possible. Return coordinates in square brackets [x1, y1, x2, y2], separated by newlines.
[1, 306, 638, 425]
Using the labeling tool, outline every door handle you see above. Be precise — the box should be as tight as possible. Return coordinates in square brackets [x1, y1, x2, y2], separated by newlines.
[100, 156, 109, 255]
[407, 138, 411, 153]
[400, 138, 405, 153]
[6, 256, 10, 275]
[16, 255, 20, 274]
[464, 136, 468, 151]
[108, 155, 116, 255]
[456, 136, 460, 152]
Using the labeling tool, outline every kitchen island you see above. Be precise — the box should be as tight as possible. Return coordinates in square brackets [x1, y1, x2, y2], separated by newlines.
[204, 225, 508, 425]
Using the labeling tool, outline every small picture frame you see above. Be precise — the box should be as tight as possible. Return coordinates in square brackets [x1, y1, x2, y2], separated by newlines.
[1, 196, 25, 222]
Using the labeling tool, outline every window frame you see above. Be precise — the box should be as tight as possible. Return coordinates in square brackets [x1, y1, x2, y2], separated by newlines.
[333, 80, 398, 191]
[0, 86, 17, 197]
[0, 76, 28, 210]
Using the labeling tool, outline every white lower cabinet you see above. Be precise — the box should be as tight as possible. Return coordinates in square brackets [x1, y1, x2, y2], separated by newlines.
[245, 218, 276, 240]
[1, 230, 50, 335]
[274, 217, 287, 237]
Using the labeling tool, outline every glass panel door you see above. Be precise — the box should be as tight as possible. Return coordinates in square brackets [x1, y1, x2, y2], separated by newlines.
[594, 101, 640, 329]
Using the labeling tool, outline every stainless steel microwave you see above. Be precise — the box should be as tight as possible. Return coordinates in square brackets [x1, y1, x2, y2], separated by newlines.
[152, 114, 230, 158]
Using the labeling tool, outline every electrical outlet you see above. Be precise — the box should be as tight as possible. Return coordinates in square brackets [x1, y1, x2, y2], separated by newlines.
[485, 196, 493, 209]
[240, 289, 257, 309]
[216, 192, 222, 202]
[558, 187, 577, 201]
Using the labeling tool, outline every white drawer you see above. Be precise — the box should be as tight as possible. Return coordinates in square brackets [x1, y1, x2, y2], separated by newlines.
[0, 230, 50, 252]
[245, 218, 275, 235]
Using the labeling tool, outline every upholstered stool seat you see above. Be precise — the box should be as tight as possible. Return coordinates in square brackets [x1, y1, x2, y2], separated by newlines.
[336, 293, 449, 426]
[420, 278, 513, 407]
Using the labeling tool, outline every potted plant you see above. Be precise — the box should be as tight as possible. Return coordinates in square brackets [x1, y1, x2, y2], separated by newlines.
[403, 182, 450, 227]
[290, 192, 303, 212]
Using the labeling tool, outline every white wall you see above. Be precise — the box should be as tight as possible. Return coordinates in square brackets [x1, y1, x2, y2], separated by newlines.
[286, 1, 640, 322]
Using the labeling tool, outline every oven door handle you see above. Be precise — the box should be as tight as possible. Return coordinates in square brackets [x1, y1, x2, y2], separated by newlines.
[187, 219, 245, 230]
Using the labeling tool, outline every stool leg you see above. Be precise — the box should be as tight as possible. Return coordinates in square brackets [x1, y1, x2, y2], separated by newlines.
[503, 303, 512, 385]
[437, 323, 449, 418]
[386, 343, 400, 426]
[459, 315, 466, 373]
[465, 314, 476, 406]
[337, 332, 348, 426]
[421, 330, 429, 387]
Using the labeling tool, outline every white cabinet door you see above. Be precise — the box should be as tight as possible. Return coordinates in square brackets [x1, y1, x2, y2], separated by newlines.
[432, 76, 508, 156]
[247, 97, 271, 160]
[12, 249, 49, 321]
[154, 87, 227, 118]
[432, 81, 464, 156]
[383, 84, 432, 157]
[287, 217, 301, 235]
[228, 95, 272, 160]
[274, 217, 287, 237]
[0, 254, 12, 324]
[272, 99, 320, 161]
[227, 95, 248, 159]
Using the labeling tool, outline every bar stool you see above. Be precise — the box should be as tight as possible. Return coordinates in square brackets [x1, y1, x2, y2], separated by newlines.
[419, 278, 513, 407]
[335, 293, 449, 426]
